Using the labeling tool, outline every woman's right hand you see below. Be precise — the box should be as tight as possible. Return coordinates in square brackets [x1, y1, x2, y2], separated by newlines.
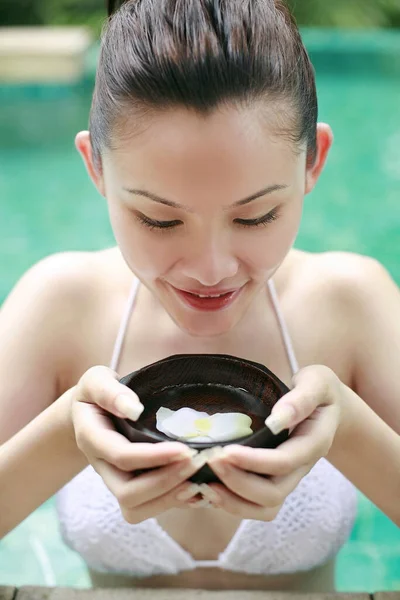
[71, 366, 209, 523]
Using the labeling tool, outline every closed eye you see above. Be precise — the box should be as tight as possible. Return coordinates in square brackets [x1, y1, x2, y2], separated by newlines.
[135, 206, 280, 231]
[234, 207, 280, 227]
[135, 213, 182, 230]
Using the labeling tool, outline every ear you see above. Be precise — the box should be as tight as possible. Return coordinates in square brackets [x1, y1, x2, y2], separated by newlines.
[304, 123, 333, 195]
[75, 131, 106, 197]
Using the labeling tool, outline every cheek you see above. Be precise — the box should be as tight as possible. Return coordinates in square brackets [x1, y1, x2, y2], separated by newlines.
[265, 200, 303, 260]
[238, 215, 300, 272]
[109, 208, 177, 277]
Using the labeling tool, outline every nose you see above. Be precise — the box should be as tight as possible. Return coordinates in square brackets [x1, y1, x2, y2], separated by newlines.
[180, 230, 239, 286]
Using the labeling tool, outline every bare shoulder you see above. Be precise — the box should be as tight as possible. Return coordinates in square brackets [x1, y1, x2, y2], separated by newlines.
[289, 249, 398, 309]
[1, 249, 113, 355]
[0, 249, 125, 438]
[5, 246, 130, 303]
[4, 248, 113, 310]
[287, 250, 400, 406]
[297, 251, 399, 429]
[1, 247, 129, 390]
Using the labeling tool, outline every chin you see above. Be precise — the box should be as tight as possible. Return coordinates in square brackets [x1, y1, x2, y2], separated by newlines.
[154, 278, 263, 338]
[183, 322, 233, 338]
[175, 320, 235, 338]
[167, 305, 245, 338]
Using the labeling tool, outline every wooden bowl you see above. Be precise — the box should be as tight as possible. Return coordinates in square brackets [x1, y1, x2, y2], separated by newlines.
[111, 353, 290, 484]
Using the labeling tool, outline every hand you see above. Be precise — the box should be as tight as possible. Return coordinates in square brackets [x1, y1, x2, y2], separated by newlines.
[198, 365, 344, 518]
[71, 366, 208, 523]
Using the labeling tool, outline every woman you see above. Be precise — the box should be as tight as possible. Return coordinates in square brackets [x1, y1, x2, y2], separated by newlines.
[1, 0, 399, 592]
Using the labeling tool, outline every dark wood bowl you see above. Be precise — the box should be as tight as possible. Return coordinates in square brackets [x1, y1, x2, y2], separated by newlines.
[111, 353, 290, 484]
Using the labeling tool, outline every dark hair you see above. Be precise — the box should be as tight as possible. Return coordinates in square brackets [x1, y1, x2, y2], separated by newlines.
[90, 0, 317, 172]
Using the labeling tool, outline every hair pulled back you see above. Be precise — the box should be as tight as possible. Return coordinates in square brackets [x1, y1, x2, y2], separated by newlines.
[90, 0, 318, 172]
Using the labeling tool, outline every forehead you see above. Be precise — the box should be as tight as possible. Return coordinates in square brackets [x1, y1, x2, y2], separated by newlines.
[103, 105, 305, 198]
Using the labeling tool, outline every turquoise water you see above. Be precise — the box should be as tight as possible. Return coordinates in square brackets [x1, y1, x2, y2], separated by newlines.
[0, 31, 399, 590]
[0, 494, 399, 589]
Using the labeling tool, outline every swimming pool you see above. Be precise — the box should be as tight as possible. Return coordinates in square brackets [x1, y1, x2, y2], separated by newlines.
[0, 29, 399, 590]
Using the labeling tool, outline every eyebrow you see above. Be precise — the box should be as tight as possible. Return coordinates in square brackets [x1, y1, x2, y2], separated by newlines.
[123, 184, 288, 210]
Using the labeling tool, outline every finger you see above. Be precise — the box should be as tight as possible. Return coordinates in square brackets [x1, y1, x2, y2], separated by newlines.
[207, 482, 280, 521]
[122, 481, 202, 524]
[94, 452, 208, 508]
[208, 460, 311, 507]
[93, 457, 203, 523]
[270, 462, 314, 491]
[76, 365, 144, 421]
[265, 365, 340, 434]
[217, 404, 338, 476]
[73, 401, 196, 470]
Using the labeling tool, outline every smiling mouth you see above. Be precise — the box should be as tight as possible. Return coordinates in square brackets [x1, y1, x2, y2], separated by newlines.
[170, 285, 244, 311]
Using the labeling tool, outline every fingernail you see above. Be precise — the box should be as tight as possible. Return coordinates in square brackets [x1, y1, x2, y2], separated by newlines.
[179, 452, 208, 477]
[176, 483, 201, 501]
[115, 394, 144, 421]
[169, 447, 199, 462]
[198, 484, 222, 505]
[265, 404, 295, 435]
[202, 446, 227, 461]
[208, 460, 226, 476]
[205, 447, 229, 476]
[188, 498, 213, 509]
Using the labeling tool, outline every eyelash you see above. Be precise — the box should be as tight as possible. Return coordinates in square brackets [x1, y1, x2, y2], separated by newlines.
[135, 207, 280, 231]
[234, 207, 280, 227]
[135, 214, 182, 231]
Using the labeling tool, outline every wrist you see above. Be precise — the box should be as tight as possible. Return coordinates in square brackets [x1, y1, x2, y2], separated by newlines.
[328, 380, 358, 463]
[336, 381, 353, 442]
[61, 384, 79, 442]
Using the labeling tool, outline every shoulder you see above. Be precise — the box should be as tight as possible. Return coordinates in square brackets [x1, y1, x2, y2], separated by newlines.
[289, 249, 397, 309]
[283, 249, 399, 351]
[290, 249, 400, 341]
[1, 249, 112, 361]
[5, 249, 110, 309]
[8, 247, 135, 344]
[309, 252, 399, 430]
[288, 251, 400, 410]
[5, 246, 130, 307]
[2, 247, 130, 390]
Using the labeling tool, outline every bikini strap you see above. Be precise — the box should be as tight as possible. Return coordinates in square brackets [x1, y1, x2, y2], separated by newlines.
[267, 278, 299, 376]
[109, 277, 140, 372]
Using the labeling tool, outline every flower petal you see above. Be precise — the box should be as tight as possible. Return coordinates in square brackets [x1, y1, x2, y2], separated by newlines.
[155, 407, 253, 442]
[156, 407, 208, 440]
[208, 413, 253, 442]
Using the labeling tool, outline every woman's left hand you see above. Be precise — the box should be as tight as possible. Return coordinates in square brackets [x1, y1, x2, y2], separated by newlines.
[194, 365, 344, 518]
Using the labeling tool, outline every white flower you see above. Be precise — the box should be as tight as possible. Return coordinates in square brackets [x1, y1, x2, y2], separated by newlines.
[156, 406, 253, 443]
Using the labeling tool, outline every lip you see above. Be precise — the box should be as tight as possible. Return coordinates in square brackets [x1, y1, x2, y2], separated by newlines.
[169, 284, 245, 312]
[177, 286, 241, 296]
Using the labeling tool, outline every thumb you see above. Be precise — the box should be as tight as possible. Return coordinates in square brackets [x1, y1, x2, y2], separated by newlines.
[76, 365, 144, 421]
[265, 394, 297, 436]
[264, 365, 335, 435]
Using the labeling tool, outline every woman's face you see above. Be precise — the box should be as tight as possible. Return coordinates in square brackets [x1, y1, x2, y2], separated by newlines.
[77, 106, 332, 337]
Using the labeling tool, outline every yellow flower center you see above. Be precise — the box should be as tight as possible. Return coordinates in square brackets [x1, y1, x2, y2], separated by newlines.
[194, 417, 212, 434]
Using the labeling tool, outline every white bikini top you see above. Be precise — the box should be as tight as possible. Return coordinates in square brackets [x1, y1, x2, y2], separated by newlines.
[56, 278, 357, 577]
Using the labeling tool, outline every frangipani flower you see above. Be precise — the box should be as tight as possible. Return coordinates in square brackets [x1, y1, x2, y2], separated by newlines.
[156, 406, 253, 443]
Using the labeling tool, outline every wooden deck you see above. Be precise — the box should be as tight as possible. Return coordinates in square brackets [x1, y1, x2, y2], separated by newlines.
[1, 589, 399, 600]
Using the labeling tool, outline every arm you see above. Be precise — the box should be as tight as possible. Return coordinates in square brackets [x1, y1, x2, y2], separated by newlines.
[0, 385, 87, 538]
[0, 254, 94, 538]
[328, 381, 400, 526]
[327, 255, 400, 524]
[200, 256, 400, 524]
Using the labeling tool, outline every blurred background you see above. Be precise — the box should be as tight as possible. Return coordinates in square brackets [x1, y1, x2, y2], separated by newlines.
[0, 0, 399, 592]
[1, 0, 400, 32]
